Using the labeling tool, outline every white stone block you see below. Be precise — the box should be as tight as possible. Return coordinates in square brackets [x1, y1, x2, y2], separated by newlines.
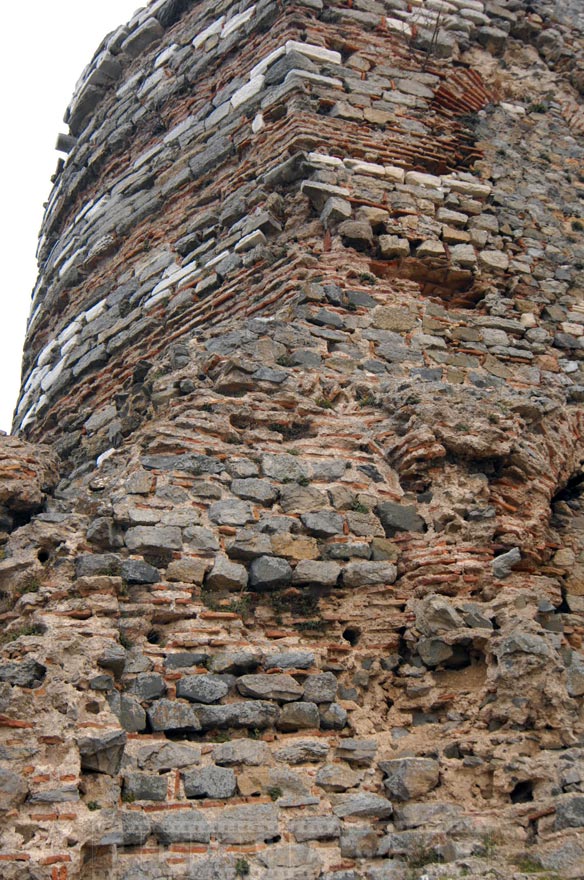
[193, 17, 225, 49]
[405, 170, 443, 188]
[205, 250, 231, 269]
[155, 44, 180, 69]
[60, 335, 80, 357]
[252, 113, 265, 133]
[41, 359, 66, 393]
[37, 339, 58, 369]
[85, 196, 110, 223]
[444, 176, 492, 198]
[234, 230, 267, 252]
[500, 102, 526, 117]
[285, 40, 342, 65]
[308, 152, 344, 168]
[386, 16, 412, 36]
[385, 165, 406, 183]
[231, 75, 265, 109]
[85, 299, 107, 322]
[249, 46, 286, 80]
[345, 159, 386, 177]
[57, 320, 82, 346]
[221, 6, 255, 40]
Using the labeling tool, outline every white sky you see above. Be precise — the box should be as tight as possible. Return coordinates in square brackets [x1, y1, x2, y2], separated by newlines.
[0, 1, 146, 434]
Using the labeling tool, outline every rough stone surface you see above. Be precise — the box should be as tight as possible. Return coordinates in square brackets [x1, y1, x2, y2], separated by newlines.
[183, 766, 237, 799]
[5, 1, 584, 877]
[380, 758, 440, 800]
[176, 674, 230, 704]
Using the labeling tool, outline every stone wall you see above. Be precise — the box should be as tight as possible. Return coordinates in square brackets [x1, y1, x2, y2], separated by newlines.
[2, 0, 584, 879]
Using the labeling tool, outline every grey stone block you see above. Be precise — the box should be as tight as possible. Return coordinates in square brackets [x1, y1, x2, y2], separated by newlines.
[183, 766, 236, 799]
[320, 702, 348, 730]
[380, 758, 440, 800]
[183, 526, 220, 553]
[0, 768, 28, 809]
[123, 772, 168, 802]
[120, 559, 160, 584]
[265, 651, 314, 670]
[343, 561, 397, 587]
[290, 816, 341, 841]
[293, 560, 341, 586]
[237, 673, 303, 702]
[335, 738, 377, 766]
[492, 546, 521, 579]
[196, 700, 279, 730]
[249, 555, 292, 590]
[100, 811, 151, 846]
[141, 453, 222, 475]
[316, 763, 362, 792]
[126, 673, 166, 701]
[122, 17, 164, 58]
[137, 742, 201, 773]
[147, 699, 201, 732]
[176, 675, 229, 704]
[152, 809, 211, 844]
[303, 672, 338, 703]
[333, 793, 393, 819]
[125, 525, 182, 552]
[556, 795, 584, 829]
[210, 651, 261, 674]
[231, 478, 278, 504]
[261, 453, 310, 482]
[205, 555, 248, 591]
[208, 500, 254, 526]
[301, 510, 344, 537]
[0, 657, 46, 688]
[257, 843, 321, 880]
[277, 701, 320, 731]
[376, 502, 426, 536]
[213, 739, 271, 766]
[215, 803, 279, 844]
[75, 553, 120, 578]
[341, 828, 380, 858]
[109, 693, 147, 732]
[164, 652, 209, 669]
[78, 730, 126, 775]
[189, 135, 234, 181]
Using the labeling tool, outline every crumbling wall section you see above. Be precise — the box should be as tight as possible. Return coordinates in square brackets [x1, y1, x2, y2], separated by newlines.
[2, 1, 584, 879]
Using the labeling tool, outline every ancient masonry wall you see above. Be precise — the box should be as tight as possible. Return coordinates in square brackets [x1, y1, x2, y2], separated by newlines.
[1, 0, 584, 879]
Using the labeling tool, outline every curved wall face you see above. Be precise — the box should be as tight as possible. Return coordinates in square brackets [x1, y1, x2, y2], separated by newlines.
[18, 0, 583, 465]
[2, 1, 584, 880]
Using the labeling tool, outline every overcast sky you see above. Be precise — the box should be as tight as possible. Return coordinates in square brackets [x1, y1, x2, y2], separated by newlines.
[0, 1, 145, 434]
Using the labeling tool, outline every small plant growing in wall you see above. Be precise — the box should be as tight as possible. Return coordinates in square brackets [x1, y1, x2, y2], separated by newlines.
[235, 858, 250, 877]
[267, 785, 283, 801]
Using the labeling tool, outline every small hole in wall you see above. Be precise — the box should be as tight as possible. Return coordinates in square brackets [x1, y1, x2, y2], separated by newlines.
[510, 780, 534, 803]
[37, 549, 50, 564]
[147, 629, 163, 645]
[343, 627, 361, 647]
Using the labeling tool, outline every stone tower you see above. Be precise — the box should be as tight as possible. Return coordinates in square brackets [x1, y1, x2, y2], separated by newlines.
[2, 0, 584, 878]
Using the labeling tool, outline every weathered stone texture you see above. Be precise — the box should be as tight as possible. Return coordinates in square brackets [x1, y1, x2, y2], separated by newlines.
[2, 0, 584, 878]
